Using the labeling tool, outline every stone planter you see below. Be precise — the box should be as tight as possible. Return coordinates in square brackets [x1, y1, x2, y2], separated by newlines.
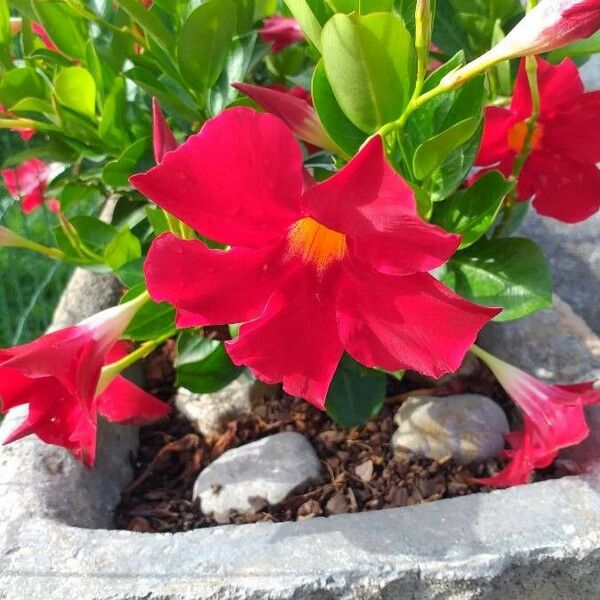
[1, 231, 600, 599]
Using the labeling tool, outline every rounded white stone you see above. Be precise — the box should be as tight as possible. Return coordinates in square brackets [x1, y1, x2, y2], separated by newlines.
[392, 394, 510, 465]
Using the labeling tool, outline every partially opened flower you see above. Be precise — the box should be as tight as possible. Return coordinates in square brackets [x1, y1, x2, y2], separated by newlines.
[31, 22, 59, 53]
[259, 16, 304, 53]
[151, 98, 178, 163]
[1, 158, 59, 214]
[473, 346, 600, 487]
[0, 295, 170, 466]
[475, 57, 600, 223]
[131, 107, 499, 408]
[233, 82, 338, 153]
[442, 0, 600, 88]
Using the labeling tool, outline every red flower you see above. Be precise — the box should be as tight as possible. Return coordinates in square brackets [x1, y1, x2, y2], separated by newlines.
[131, 108, 499, 408]
[152, 99, 177, 163]
[476, 57, 600, 223]
[233, 82, 337, 153]
[473, 346, 600, 487]
[0, 297, 170, 466]
[259, 16, 304, 53]
[31, 22, 59, 53]
[0, 159, 59, 214]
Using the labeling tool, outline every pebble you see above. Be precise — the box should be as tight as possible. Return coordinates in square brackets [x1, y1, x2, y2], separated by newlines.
[193, 432, 322, 518]
[392, 394, 509, 465]
[175, 375, 255, 439]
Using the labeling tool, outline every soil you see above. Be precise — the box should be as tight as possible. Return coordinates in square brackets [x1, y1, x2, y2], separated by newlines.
[115, 345, 566, 534]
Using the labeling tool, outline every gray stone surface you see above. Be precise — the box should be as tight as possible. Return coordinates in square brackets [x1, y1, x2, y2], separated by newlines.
[0, 268, 138, 529]
[175, 374, 254, 439]
[480, 294, 600, 382]
[3, 473, 600, 599]
[193, 432, 322, 518]
[392, 394, 509, 465]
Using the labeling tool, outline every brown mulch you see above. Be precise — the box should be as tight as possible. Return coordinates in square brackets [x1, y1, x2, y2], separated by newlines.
[115, 347, 563, 534]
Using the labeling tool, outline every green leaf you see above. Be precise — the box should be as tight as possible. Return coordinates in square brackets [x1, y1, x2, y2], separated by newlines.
[122, 284, 176, 341]
[432, 171, 511, 248]
[326, 355, 387, 429]
[284, 0, 325, 51]
[177, 0, 236, 93]
[326, 0, 392, 14]
[413, 116, 480, 180]
[175, 332, 244, 394]
[104, 228, 141, 270]
[0, 0, 10, 47]
[114, 258, 145, 288]
[115, 0, 175, 52]
[321, 12, 415, 133]
[311, 60, 366, 156]
[145, 206, 171, 235]
[102, 137, 150, 187]
[99, 77, 128, 147]
[232, 0, 255, 33]
[33, 1, 88, 59]
[54, 67, 97, 120]
[440, 237, 553, 322]
[0, 68, 48, 108]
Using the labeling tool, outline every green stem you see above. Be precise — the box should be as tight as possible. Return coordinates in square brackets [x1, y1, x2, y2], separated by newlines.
[0, 225, 65, 260]
[96, 328, 175, 395]
[59, 214, 103, 262]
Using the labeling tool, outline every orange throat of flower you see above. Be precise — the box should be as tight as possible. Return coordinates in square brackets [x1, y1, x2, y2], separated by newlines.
[287, 217, 347, 272]
[507, 120, 543, 154]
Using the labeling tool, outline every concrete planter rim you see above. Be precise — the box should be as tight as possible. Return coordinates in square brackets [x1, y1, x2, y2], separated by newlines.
[1, 270, 600, 599]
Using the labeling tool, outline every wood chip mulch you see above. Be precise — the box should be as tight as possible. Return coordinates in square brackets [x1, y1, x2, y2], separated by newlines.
[115, 347, 564, 534]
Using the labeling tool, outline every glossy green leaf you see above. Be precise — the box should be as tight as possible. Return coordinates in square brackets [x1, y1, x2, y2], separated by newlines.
[326, 355, 387, 429]
[115, 0, 175, 52]
[233, 0, 255, 33]
[0, 68, 48, 108]
[122, 284, 176, 341]
[432, 171, 511, 249]
[33, 1, 88, 59]
[284, 0, 325, 50]
[0, 0, 10, 47]
[440, 237, 552, 322]
[145, 206, 171, 235]
[54, 67, 96, 120]
[326, 0, 392, 14]
[175, 332, 244, 394]
[321, 12, 415, 133]
[104, 228, 141, 270]
[115, 258, 145, 288]
[177, 0, 236, 92]
[99, 77, 128, 147]
[102, 137, 150, 187]
[413, 116, 480, 180]
[311, 60, 366, 156]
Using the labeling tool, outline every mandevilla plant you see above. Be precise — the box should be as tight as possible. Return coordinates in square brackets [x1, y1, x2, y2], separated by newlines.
[0, 0, 599, 488]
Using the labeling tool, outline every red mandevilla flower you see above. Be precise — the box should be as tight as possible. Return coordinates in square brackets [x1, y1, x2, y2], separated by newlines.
[0, 298, 170, 466]
[259, 16, 304, 53]
[131, 107, 499, 408]
[1, 159, 59, 214]
[31, 22, 59, 53]
[475, 57, 600, 223]
[474, 347, 600, 487]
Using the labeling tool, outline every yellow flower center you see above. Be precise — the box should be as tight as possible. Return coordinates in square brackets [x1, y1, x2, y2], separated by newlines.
[287, 217, 347, 271]
[507, 120, 543, 154]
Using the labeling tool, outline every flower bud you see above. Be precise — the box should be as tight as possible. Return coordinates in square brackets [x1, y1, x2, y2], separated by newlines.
[442, 0, 600, 88]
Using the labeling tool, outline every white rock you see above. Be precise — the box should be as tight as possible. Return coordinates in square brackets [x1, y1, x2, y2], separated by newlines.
[392, 394, 509, 465]
[175, 375, 254, 439]
[193, 432, 322, 518]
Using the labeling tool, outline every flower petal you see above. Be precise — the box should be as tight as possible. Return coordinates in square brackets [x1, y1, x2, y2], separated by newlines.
[226, 270, 344, 409]
[543, 91, 600, 165]
[476, 106, 517, 166]
[519, 151, 600, 222]
[97, 375, 170, 425]
[145, 233, 292, 327]
[305, 136, 460, 275]
[259, 16, 304, 52]
[512, 58, 583, 118]
[336, 266, 500, 378]
[131, 107, 304, 247]
[152, 98, 178, 163]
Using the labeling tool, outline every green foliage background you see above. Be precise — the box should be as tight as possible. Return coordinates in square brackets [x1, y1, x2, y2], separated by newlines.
[0, 131, 72, 346]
